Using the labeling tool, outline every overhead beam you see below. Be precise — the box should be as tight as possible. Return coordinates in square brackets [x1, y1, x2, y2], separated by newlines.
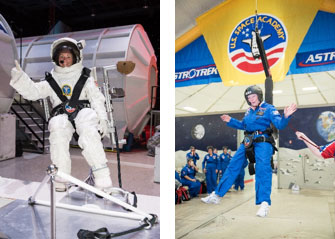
[175, 26, 201, 53]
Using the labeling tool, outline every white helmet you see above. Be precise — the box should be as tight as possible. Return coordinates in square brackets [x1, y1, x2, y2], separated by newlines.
[50, 37, 86, 66]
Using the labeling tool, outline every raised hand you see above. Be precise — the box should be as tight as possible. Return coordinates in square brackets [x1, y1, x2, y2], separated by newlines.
[284, 103, 297, 118]
[10, 60, 24, 85]
[221, 114, 231, 122]
[15, 60, 22, 71]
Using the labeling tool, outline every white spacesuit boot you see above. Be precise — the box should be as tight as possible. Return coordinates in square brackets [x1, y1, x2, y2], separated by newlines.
[79, 131, 112, 189]
[48, 114, 75, 192]
[75, 108, 112, 190]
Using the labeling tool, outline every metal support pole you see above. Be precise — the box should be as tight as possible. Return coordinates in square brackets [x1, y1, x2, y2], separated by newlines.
[102, 65, 117, 147]
[50, 176, 56, 239]
[29, 175, 50, 204]
[102, 65, 125, 188]
[47, 165, 58, 239]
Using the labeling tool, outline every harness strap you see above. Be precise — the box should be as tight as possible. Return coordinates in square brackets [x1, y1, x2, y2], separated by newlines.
[69, 67, 91, 108]
[123, 191, 138, 212]
[45, 67, 91, 105]
[77, 214, 158, 239]
[245, 128, 273, 136]
[254, 136, 278, 151]
[243, 128, 276, 176]
[45, 72, 68, 102]
[50, 100, 90, 116]
[46, 68, 91, 141]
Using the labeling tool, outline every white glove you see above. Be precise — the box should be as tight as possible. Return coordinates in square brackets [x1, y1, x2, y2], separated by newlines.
[98, 119, 109, 138]
[10, 60, 24, 86]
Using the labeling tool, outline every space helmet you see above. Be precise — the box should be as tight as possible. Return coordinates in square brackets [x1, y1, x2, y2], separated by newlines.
[244, 85, 263, 105]
[51, 37, 86, 66]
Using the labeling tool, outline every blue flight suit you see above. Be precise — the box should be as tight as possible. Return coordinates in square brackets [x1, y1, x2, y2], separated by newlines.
[202, 153, 219, 194]
[180, 164, 201, 198]
[234, 158, 248, 190]
[218, 152, 231, 180]
[175, 170, 181, 183]
[186, 151, 200, 165]
[215, 102, 291, 205]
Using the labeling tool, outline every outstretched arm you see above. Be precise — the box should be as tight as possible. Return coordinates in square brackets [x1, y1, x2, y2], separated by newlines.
[10, 60, 50, 101]
[221, 114, 244, 130]
[296, 131, 322, 158]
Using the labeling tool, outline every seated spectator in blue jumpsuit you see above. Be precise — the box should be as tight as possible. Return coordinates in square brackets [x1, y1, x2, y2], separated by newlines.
[296, 131, 335, 159]
[202, 85, 297, 218]
[186, 146, 200, 166]
[234, 158, 248, 190]
[218, 146, 231, 181]
[175, 170, 182, 184]
[181, 158, 201, 198]
[175, 170, 182, 190]
[202, 146, 219, 194]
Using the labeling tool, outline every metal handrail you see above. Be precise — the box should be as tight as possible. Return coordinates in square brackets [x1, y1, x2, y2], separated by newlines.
[13, 98, 46, 131]
[11, 98, 47, 152]
[16, 97, 47, 122]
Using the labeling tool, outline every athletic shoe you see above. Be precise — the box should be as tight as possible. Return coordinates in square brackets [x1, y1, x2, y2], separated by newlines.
[256, 201, 269, 217]
[201, 193, 211, 202]
[201, 192, 220, 204]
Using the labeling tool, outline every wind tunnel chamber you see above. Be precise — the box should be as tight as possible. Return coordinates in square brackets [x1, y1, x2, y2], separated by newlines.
[0, 14, 18, 114]
[16, 24, 158, 145]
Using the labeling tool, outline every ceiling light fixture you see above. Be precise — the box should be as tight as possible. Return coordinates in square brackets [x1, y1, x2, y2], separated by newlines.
[143, 0, 149, 8]
[302, 86, 317, 91]
[183, 106, 197, 112]
[91, 9, 96, 17]
[272, 90, 282, 94]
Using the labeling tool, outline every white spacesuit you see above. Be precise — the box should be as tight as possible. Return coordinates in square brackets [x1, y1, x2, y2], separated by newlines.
[10, 37, 112, 191]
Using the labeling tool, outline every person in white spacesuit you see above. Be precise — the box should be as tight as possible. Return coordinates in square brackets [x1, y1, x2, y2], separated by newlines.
[10, 37, 112, 192]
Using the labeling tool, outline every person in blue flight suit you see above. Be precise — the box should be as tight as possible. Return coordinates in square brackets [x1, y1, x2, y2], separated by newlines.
[202, 85, 297, 218]
[186, 146, 200, 166]
[218, 146, 231, 181]
[180, 158, 201, 198]
[234, 158, 248, 191]
[202, 146, 219, 194]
